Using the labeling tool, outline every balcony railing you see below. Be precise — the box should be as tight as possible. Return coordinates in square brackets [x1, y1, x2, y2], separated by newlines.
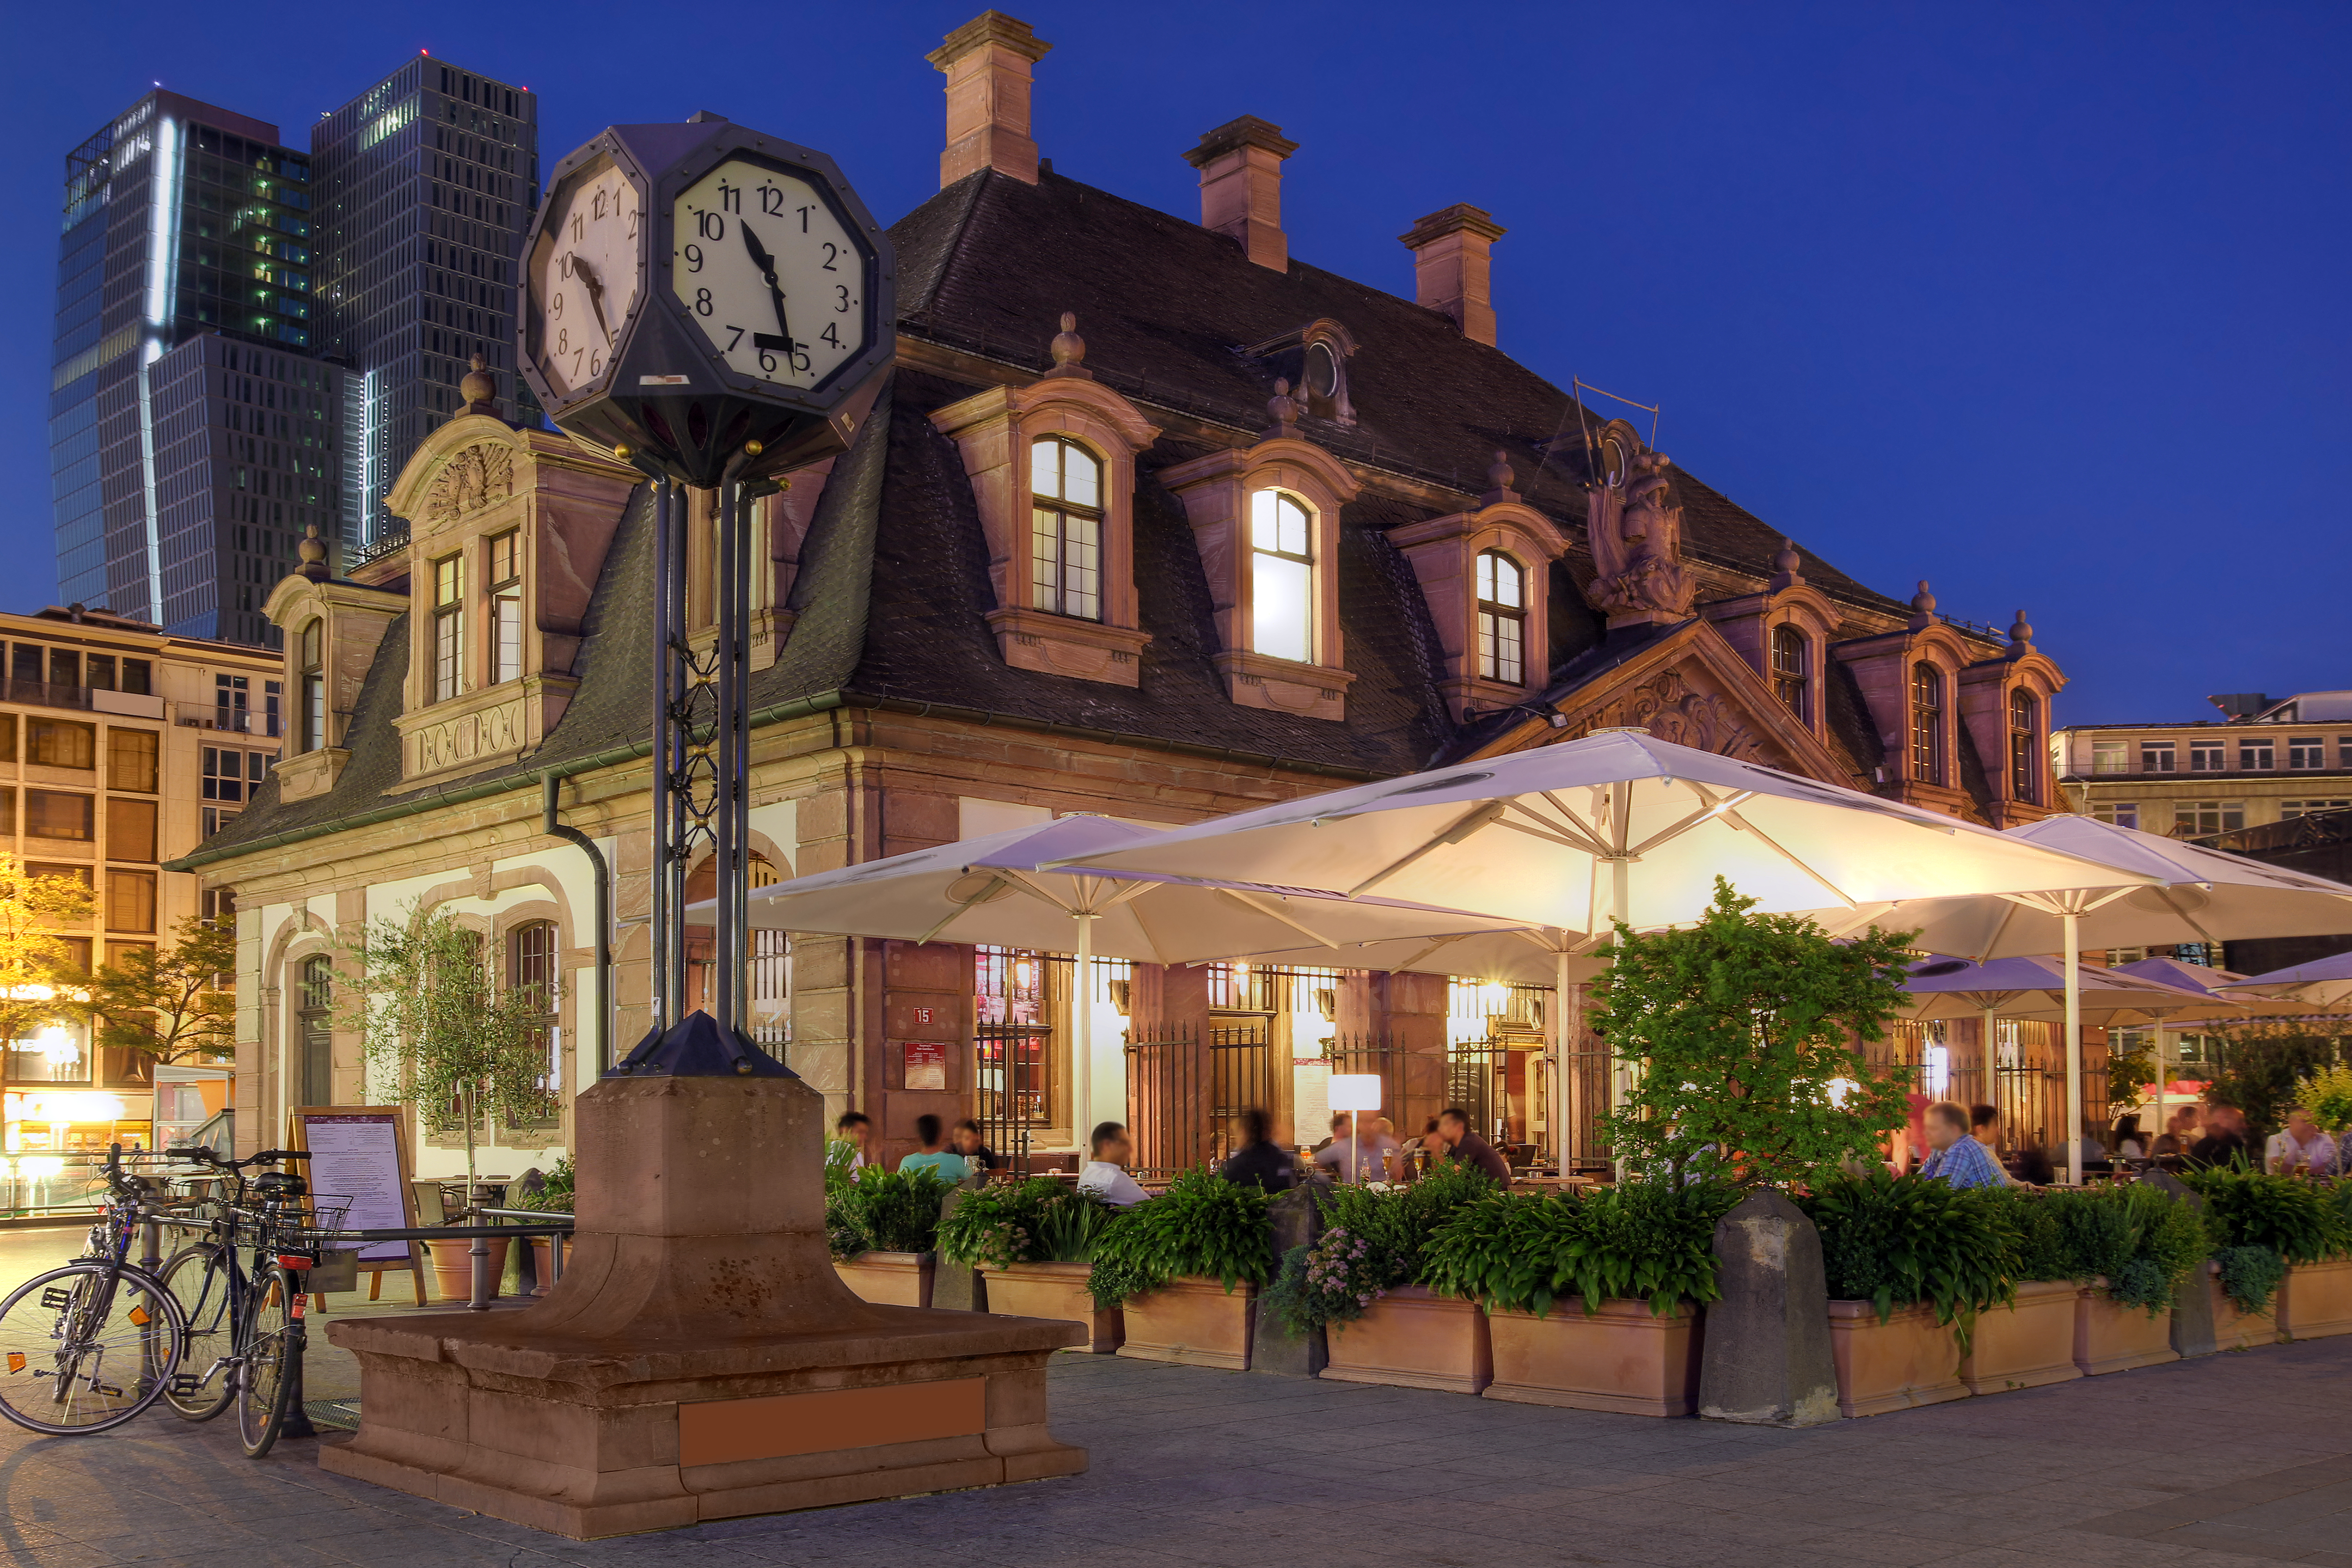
[171, 703, 282, 738]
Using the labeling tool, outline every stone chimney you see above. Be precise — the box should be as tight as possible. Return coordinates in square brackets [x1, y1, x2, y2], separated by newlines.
[927, 12, 1053, 188]
[1183, 116, 1298, 272]
[1399, 204, 1506, 345]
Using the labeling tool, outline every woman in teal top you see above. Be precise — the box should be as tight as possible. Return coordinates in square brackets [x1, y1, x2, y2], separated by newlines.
[897, 1113, 972, 1182]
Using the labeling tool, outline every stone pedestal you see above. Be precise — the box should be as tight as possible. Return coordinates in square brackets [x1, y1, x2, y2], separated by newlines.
[321, 1063, 1084, 1538]
[1697, 1189, 1839, 1426]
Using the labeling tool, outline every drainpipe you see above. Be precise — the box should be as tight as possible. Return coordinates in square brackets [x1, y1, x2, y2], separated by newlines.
[542, 771, 614, 1075]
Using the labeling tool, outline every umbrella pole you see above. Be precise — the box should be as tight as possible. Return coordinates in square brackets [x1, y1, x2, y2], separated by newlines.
[1982, 1004, 1998, 1144]
[1074, 913, 1097, 1147]
[1553, 947, 1571, 1176]
[2065, 910, 2083, 1187]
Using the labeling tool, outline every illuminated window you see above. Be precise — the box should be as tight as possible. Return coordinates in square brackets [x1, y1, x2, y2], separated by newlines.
[487, 530, 523, 684]
[432, 554, 464, 701]
[1029, 438, 1102, 621]
[1250, 490, 1313, 662]
[1770, 625, 1808, 720]
[1910, 662, 1944, 785]
[2009, 689, 2039, 802]
[2175, 800, 2243, 836]
[299, 619, 325, 752]
[2092, 802, 2138, 829]
[1475, 551, 1525, 685]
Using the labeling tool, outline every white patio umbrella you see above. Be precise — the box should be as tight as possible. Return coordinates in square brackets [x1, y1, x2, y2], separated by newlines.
[1044, 729, 2159, 1170]
[2216, 950, 2352, 1010]
[687, 814, 1533, 1134]
[1831, 816, 2352, 1182]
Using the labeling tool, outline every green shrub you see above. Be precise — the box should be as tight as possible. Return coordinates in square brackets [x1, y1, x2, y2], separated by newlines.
[1034, 1186, 1119, 1262]
[2215, 1244, 2287, 1315]
[832, 1165, 951, 1257]
[1263, 1167, 1497, 1333]
[508, 1155, 574, 1215]
[2055, 1182, 2209, 1314]
[936, 1178, 1116, 1269]
[1421, 1178, 1740, 1319]
[2182, 1168, 2352, 1264]
[1982, 1185, 2077, 1283]
[1086, 1167, 1272, 1308]
[1796, 1171, 2012, 1333]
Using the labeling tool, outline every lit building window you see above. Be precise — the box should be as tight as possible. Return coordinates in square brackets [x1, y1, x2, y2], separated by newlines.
[1250, 490, 1313, 662]
[1910, 662, 1943, 785]
[1475, 550, 1525, 685]
[2009, 689, 2039, 802]
[1770, 625, 1807, 720]
[1029, 438, 1102, 621]
[432, 554, 463, 701]
[2089, 740, 2127, 774]
[487, 530, 523, 684]
[299, 619, 325, 752]
[2175, 800, 2244, 836]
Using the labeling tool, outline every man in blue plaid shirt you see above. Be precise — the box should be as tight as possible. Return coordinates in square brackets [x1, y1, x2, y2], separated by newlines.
[1920, 1101, 2008, 1188]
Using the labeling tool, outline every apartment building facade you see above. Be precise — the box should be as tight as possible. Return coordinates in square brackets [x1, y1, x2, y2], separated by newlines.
[2053, 689, 2352, 839]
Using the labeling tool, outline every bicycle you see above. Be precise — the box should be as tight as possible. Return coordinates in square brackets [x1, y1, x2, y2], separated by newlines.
[151, 1144, 343, 1457]
[0, 1143, 188, 1436]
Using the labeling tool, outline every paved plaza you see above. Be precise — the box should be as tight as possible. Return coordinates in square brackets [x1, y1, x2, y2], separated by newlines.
[4, 1224, 2352, 1568]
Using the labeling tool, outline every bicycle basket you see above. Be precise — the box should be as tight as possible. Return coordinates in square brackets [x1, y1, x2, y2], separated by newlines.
[299, 1197, 354, 1244]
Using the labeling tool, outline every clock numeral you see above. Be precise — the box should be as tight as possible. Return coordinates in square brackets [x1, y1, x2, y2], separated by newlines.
[549, 292, 563, 319]
[590, 352, 603, 377]
[798, 204, 813, 234]
[716, 179, 742, 214]
[694, 289, 714, 318]
[725, 325, 744, 352]
[556, 327, 568, 355]
[570, 214, 584, 243]
[821, 323, 840, 349]
[760, 185, 785, 217]
[758, 348, 777, 374]
[683, 244, 704, 273]
[572, 348, 585, 378]
[628, 207, 640, 239]
[696, 208, 726, 242]
[592, 189, 607, 221]
[820, 243, 838, 272]
[792, 346, 810, 373]
[835, 285, 851, 313]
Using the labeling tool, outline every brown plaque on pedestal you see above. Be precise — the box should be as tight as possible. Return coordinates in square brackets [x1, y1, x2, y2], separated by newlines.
[680, 1377, 986, 1465]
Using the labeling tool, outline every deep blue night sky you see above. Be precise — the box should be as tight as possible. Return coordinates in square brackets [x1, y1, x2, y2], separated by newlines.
[3, 1, 2344, 725]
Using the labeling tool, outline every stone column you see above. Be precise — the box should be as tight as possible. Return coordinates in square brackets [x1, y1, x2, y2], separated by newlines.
[1697, 1189, 1839, 1426]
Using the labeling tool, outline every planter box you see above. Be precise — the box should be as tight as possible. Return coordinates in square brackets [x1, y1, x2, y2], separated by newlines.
[1484, 1298, 1702, 1416]
[1826, 1300, 1967, 1418]
[2281, 1257, 2352, 1342]
[1117, 1276, 1256, 1370]
[2209, 1262, 2283, 1351]
[980, 1261, 1124, 1353]
[2074, 1281, 2178, 1375]
[833, 1251, 935, 1309]
[1323, 1286, 1493, 1395]
[425, 1237, 511, 1303]
[1956, 1279, 2082, 1395]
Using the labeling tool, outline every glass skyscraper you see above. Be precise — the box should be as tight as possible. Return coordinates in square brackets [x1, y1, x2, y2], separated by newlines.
[50, 92, 343, 646]
[312, 57, 539, 555]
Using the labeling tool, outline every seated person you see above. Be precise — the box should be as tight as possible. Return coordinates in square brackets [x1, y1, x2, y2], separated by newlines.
[1312, 1112, 1396, 1185]
[950, 1118, 1004, 1173]
[1919, 1101, 2006, 1188]
[896, 1114, 972, 1183]
[833, 1110, 877, 1171]
[1219, 1108, 1298, 1193]
[1435, 1106, 1512, 1183]
[1078, 1121, 1150, 1207]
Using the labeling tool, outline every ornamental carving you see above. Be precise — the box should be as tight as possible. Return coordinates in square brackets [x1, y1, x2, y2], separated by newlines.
[409, 697, 526, 775]
[424, 443, 515, 528]
[1585, 419, 1692, 621]
[1563, 667, 1767, 762]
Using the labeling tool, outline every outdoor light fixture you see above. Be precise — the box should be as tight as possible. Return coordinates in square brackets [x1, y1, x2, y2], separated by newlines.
[1328, 1073, 1382, 1186]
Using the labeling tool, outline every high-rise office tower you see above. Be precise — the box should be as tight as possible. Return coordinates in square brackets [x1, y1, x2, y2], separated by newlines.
[50, 92, 344, 646]
[313, 56, 538, 555]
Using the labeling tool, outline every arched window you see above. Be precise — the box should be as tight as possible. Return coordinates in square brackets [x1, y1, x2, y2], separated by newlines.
[1910, 662, 1944, 784]
[1250, 490, 1314, 661]
[1770, 625, 1808, 721]
[509, 920, 560, 1101]
[298, 619, 325, 753]
[1475, 551, 1525, 685]
[1029, 437, 1103, 621]
[2009, 688, 2039, 802]
[487, 529, 523, 684]
[297, 955, 333, 1107]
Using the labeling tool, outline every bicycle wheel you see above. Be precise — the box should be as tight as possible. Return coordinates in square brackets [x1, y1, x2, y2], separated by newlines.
[0, 1262, 184, 1435]
[156, 1245, 233, 1421]
[234, 1268, 295, 1458]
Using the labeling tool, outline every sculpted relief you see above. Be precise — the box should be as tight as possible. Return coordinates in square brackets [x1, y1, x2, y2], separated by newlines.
[1585, 421, 1693, 621]
[1559, 667, 1771, 764]
[424, 443, 516, 529]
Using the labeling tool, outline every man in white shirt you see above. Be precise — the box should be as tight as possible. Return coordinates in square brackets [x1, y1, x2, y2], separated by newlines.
[1078, 1121, 1150, 1207]
[1312, 1113, 1398, 1184]
[2267, 1107, 2340, 1177]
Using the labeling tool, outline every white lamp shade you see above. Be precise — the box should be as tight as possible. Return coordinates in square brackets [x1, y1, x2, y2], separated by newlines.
[1328, 1074, 1382, 1113]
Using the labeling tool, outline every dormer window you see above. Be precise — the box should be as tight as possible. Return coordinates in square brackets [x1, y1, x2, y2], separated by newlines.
[1475, 550, 1525, 685]
[431, 554, 464, 702]
[2009, 688, 2039, 802]
[1911, 662, 1944, 784]
[1250, 490, 1314, 661]
[1029, 437, 1103, 621]
[1771, 625, 1808, 720]
[298, 619, 324, 752]
[487, 530, 523, 684]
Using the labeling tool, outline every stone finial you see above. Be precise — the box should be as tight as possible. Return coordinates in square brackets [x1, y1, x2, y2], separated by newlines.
[2007, 608, 2035, 660]
[927, 12, 1053, 188]
[297, 522, 330, 582]
[1043, 311, 1090, 379]
[1400, 203, 1506, 346]
[1908, 579, 1938, 632]
[460, 352, 497, 415]
[1267, 377, 1301, 437]
[1185, 116, 1297, 272]
[1480, 449, 1519, 507]
[1769, 538, 1805, 592]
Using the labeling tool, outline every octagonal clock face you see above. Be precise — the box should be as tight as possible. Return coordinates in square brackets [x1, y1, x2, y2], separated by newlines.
[670, 158, 868, 391]
[531, 156, 642, 400]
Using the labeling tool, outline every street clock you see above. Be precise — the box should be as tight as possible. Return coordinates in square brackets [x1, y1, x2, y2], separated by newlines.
[518, 114, 895, 488]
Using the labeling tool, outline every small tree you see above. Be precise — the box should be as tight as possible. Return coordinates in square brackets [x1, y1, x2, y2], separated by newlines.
[341, 905, 557, 1195]
[0, 852, 97, 1050]
[79, 915, 236, 1065]
[1595, 879, 1917, 1188]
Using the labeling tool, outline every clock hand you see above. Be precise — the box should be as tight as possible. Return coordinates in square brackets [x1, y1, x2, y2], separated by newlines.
[565, 253, 612, 343]
[739, 222, 798, 354]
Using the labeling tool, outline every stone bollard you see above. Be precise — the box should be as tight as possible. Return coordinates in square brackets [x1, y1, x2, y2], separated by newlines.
[931, 1177, 989, 1314]
[1697, 1188, 1839, 1425]
[1251, 1183, 1327, 1377]
[2143, 1171, 2216, 1358]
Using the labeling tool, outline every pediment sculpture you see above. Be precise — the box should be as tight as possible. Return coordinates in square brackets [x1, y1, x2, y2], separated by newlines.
[1585, 422, 1692, 621]
[424, 443, 516, 528]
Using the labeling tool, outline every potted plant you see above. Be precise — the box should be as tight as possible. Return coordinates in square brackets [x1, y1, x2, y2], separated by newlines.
[1797, 1171, 2011, 1417]
[1272, 1165, 1498, 1394]
[1954, 1187, 2083, 1395]
[1422, 1177, 1738, 1415]
[2060, 1180, 2206, 1373]
[1087, 1168, 1272, 1369]
[940, 1178, 1124, 1350]
[507, 1155, 574, 1297]
[2182, 1168, 2346, 1345]
[829, 1164, 952, 1307]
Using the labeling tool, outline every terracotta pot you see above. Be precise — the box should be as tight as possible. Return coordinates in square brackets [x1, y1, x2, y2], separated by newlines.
[1323, 1286, 1493, 1395]
[2281, 1257, 2352, 1341]
[425, 1238, 511, 1303]
[1956, 1279, 2082, 1395]
[1484, 1298, 1703, 1416]
[2208, 1260, 2283, 1351]
[833, 1251, 936, 1308]
[1117, 1276, 1256, 1370]
[2073, 1280, 2178, 1375]
[1826, 1300, 1967, 1418]
[979, 1261, 1123, 1352]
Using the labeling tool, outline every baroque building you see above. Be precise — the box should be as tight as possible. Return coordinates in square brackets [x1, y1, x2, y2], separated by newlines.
[178, 14, 2066, 1174]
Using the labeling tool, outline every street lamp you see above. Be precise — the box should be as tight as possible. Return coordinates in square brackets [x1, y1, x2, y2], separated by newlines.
[1329, 1073, 1381, 1185]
